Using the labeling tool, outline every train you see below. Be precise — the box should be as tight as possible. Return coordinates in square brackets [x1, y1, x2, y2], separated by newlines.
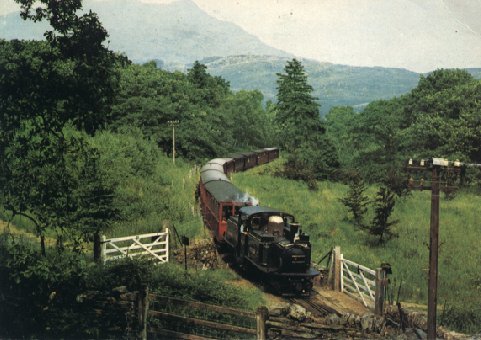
[198, 147, 319, 295]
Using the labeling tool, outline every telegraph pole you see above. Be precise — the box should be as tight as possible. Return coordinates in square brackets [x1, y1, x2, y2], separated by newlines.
[168, 120, 179, 165]
[406, 158, 461, 340]
[428, 165, 439, 340]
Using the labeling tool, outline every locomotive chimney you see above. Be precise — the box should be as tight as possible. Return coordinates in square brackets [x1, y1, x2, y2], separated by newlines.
[289, 223, 300, 242]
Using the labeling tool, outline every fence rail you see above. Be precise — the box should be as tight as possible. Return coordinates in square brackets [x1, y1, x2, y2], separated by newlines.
[341, 254, 376, 308]
[101, 229, 169, 264]
[329, 246, 388, 315]
[148, 294, 258, 339]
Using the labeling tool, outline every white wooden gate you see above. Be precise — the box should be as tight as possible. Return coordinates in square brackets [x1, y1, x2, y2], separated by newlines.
[101, 229, 169, 264]
[340, 255, 376, 308]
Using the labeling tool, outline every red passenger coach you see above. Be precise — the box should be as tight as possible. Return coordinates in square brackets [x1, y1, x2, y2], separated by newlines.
[199, 148, 279, 242]
[199, 164, 251, 242]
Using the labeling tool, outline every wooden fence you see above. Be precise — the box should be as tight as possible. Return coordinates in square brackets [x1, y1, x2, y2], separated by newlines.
[146, 294, 365, 339]
[329, 246, 388, 315]
[101, 229, 169, 264]
[148, 294, 260, 339]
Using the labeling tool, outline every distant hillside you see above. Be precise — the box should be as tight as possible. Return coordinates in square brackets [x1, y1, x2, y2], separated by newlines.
[199, 56, 421, 114]
[3, 0, 480, 113]
[0, 0, 290, 66]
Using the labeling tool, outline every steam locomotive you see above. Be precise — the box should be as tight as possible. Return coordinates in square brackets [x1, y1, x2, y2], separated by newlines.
[198, 148, 319, 295]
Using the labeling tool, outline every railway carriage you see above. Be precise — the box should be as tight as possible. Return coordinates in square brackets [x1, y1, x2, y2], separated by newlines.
[199, 167, 251, 242]
[206, 158, 235, 175]
[228, 153, 247, 172]
[264, 147, 280, 162]
[241, 152, 258, 170]
[255, 149, 269, 165]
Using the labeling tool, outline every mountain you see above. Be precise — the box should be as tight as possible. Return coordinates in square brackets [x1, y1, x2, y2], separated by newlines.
[0, 0, 290, 67]
[200, 55, 422, 114]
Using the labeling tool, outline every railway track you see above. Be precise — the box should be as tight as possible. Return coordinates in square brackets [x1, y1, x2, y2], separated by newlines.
[288, 290, 342, 318]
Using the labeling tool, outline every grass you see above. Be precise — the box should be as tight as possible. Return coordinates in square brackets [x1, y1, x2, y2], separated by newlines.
[233, 160, 481, 333]
[107, 160, 203, 240]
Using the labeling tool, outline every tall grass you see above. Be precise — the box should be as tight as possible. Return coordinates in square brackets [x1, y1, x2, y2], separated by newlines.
[233, 161, 481, 333]
[107, 160, 203, 239]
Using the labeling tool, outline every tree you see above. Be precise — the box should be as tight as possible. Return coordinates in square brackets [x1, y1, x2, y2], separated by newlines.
[276, 59, 339, 182]
[340, 171, 369, 228]
[70, 145, 118, 260]
[0, 0, 121, 255]
[3, 123, 78, 255]
[13, 0, 120, 133]
[108, 63, 233, 161]
[275, 58, 322, 152]
[220, 90, 276, 149]
[369, 187, 399, 244]
[2, 123, 117, 256]
[325, 106, 358, 168]
[187, 60, 230, 107]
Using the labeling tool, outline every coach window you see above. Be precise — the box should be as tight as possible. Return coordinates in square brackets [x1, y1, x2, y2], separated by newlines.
[222, 206, 231, 221]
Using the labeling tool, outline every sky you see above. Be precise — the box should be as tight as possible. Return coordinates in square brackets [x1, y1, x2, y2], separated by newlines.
[2, 0, 481, 72]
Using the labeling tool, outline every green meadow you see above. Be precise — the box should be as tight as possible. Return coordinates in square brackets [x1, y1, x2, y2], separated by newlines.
[233, 161, 481, 332]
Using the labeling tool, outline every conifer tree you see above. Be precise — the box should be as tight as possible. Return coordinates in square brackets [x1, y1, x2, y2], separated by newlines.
[276, 58, 339, 182]
[340, 172, 369, 228]
[276, 58, 322, 152]
[369, 187, 399, 244]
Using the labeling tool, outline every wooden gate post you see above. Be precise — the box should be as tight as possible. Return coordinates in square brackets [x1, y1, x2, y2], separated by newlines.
[256, 306, 269, 340]
[100, 235, 106, 264]
[331, 246, 342, 291]
[374, 268, 385, 316]
[165, 227, 170, 262]
[137, 285, 149, 340]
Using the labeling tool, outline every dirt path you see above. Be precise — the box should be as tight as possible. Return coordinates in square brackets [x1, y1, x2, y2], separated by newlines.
[312, 286, 369, 315]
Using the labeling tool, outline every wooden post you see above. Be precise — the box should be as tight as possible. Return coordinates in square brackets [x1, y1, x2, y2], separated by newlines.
[331, 246, 341, 291]
[256, 306, 269, 340]
[139, 285, 149, 340]
[428, 166, 440, 340]
[165, 228, 170, 262]
[375, 268, 385, 316]
[100, 235, 106, 264]
[93, 231, 101, 263]
[339, 253, 344, 292]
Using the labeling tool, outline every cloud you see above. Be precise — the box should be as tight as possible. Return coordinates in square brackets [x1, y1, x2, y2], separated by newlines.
[193, 0, 481, 72]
